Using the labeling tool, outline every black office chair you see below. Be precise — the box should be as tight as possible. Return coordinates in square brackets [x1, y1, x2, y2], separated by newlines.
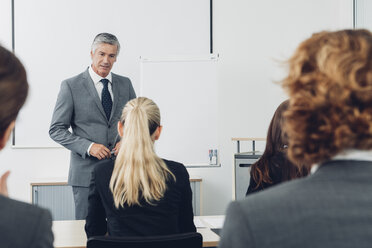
[87, 232, 203, 248]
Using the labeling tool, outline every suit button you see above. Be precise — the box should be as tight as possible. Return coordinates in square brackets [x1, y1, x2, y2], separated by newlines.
[108, 125, 111, 128]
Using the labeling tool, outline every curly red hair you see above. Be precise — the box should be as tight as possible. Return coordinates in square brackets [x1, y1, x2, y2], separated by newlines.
[283, 29, 372, 166]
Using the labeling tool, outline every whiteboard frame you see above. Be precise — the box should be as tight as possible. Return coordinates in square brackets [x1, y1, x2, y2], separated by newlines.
[11, 0, 213, 149]
[139, 54, 219, 167]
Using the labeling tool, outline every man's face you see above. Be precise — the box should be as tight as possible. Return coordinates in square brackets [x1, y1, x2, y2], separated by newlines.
[91, 43, 118, 78]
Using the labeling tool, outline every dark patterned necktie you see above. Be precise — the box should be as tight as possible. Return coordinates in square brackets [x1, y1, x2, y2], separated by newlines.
[101, 78, 112, 120]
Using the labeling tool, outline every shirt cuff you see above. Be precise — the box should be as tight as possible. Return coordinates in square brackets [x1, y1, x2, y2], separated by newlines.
[87, 143, 94, 156]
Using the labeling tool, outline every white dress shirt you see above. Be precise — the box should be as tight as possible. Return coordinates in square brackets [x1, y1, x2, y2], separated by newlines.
[88, 65, 114, 101]
[87, 65, 114, 155]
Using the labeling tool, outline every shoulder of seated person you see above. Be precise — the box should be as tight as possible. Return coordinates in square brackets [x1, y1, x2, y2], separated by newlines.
[243, 176, 311, 208]
[162, 159, 187, 173]
[162, 158, 185, 167]
[0, 194, 50, 218]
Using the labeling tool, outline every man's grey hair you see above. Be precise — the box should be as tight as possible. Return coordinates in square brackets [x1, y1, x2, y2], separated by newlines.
[91, 33, 121, 55]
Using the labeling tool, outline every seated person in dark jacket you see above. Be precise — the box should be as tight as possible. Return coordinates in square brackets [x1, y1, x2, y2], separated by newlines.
[246, 100, 308, 195]
[0, 45, 54, 248]
[85, 97, 196, 237]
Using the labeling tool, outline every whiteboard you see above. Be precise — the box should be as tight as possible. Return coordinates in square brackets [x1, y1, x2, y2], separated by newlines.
[140, 56, 218, 165]
[355, 0, 372, 30]
[0, 0, 12, 51]
[13, 0, 210, 147]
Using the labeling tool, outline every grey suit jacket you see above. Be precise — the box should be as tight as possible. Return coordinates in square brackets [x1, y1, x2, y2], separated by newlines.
[219, 160, 372, 248]
[0, 195, 53, 248]
[49, 68, 136, 187]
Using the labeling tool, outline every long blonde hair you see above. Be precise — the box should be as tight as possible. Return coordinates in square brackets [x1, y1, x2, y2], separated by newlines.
[110, 97, 175, 208]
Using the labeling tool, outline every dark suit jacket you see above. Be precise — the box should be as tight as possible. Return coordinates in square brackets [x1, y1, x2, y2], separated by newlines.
[0, 195, 53, 248]
[49, 68, 136, 187]
[85, 159, 196, 237]
[219, 160, 372, 248]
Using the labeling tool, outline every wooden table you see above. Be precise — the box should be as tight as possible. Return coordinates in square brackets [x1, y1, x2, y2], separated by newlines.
[53, 216, 223, 247]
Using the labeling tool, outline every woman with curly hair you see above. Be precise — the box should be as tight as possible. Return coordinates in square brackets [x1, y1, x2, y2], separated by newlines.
[246, 100, 308, 195]
[220, 29, 372, 248]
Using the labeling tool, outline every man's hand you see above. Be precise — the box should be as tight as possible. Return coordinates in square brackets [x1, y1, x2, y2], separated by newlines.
[113, 141, 121, 156]
[0, 171, 10, 197]
[90, 143, 111, 160]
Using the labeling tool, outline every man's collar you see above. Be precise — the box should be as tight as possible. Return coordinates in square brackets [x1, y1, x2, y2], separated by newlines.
[89, 65, 112, 84]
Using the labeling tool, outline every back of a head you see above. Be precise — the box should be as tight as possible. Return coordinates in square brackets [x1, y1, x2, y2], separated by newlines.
[283, 29, 372, 166]
[250, 100, 303, 189]
[110, 97, 175, 208]
[0, 45, 28, 138]
[268, 100, 289, 154]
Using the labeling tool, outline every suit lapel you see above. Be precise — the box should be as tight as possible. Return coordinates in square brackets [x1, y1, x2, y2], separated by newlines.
[110, 73, 120, 122]
[82, 69, 108, 122]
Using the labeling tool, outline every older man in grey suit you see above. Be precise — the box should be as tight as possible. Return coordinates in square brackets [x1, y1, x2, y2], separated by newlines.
[50, 33, 136, 219]
[219, 29, 372, 248]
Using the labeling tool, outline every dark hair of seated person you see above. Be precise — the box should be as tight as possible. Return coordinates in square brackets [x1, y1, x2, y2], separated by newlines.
[246, 100, 308, 195]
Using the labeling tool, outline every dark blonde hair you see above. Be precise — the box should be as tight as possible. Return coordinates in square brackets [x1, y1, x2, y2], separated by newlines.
[283, 29, 372, 167]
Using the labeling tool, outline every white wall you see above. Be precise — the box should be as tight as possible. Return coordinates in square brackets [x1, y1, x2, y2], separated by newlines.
[1, 0, 353, 215]
[0, 0, 12, 50]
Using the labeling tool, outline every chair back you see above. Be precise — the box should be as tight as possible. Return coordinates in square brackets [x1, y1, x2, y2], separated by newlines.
[87, 232, 203, 248]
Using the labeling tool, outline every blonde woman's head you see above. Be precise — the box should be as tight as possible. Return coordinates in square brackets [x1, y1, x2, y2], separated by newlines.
[117, 97, 162, 142]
